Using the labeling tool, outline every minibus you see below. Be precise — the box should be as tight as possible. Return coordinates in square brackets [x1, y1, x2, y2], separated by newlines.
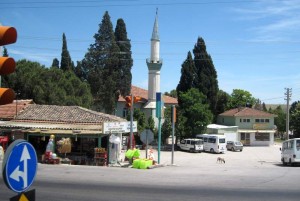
[280, 138, 300, 166]
[196, 134, 226, 153]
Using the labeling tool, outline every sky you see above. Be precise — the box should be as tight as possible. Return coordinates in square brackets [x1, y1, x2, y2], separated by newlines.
[1, 0, 300, 105]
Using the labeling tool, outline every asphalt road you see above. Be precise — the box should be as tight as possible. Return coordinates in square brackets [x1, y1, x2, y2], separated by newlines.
[1, 144, 300, 201]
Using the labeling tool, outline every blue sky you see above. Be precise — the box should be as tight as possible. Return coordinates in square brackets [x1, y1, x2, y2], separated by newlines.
[1, 0, 300, 104]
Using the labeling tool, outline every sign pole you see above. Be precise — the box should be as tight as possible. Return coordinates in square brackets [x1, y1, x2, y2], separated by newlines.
[171, 105, 176, 165]
[129, 94, 134, 149]
[156, 92, 162, 164]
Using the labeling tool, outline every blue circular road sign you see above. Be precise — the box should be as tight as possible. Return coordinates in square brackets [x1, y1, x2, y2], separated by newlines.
[2, 139, 38, 193]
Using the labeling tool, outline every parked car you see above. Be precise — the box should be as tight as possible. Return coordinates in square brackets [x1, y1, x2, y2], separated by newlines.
[226, 141, 243, 151]
[179, 139, 204, 153]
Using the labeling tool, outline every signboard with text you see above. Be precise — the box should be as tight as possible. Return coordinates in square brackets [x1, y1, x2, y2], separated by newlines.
[103, 121, 137, 134]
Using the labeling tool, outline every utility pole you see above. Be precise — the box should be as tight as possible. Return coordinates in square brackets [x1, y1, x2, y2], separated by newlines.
[285, 88, 292, 140]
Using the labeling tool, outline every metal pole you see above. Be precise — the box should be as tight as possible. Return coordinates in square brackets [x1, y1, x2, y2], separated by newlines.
[129, 94, 134, 149]
[145, 129, 148, 159]
[171, 105, 175, 165]
[158, 117, 161, 164]
[285, 88, 291, 140]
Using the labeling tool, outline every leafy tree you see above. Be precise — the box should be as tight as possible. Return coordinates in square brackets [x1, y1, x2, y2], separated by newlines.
[262, 102, 267, 112]
[179, 88, 213, 137]
[193, 37, 219, 116]
[81, 11, 120, 114]
[269, 105, 286, 138]
[227, 89, 256, 109]
[4, 59, 93, 108]
[2, 46, 8, 57]
[216, 90, 230, 115]
[114, 18, 133, 97]
[164, 89, 177, 98]
[146, 116, 155, 131]
[60, 33, 74, 71]
[176, 51, 196, 105]
[51, 58, 59, 68]
[290, 101, 300, 138]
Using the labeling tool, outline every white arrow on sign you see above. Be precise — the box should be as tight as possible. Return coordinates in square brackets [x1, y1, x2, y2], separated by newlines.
[9, 145, 31, 189]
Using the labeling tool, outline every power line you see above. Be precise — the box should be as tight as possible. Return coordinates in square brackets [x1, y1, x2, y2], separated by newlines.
[0, 0, 264, 9]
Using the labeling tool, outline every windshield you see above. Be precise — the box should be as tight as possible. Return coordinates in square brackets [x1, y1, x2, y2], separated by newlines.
[219, 138, 226, 143]
[235, 142, 242, 145]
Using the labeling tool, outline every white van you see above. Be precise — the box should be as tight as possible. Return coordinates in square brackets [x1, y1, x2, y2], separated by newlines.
[280, 138, 300, 166]
[179, 139, 203, 153]
[196, 134, 226, 153]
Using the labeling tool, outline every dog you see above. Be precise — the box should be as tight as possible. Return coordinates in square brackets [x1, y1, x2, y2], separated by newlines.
[217, 157, 225, 164]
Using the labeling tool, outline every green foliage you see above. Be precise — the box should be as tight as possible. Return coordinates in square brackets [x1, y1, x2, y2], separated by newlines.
[115, 18, 133, 98]
[2, 46, 8, 57]
[81, 11, 121, 114]
[146, 116, 155, 131]
[164, 90, 177, 98]
[193, 37, 219, 116]
[4, 59, 93, 108]
[51, 58, 59, 68]
[269, 105, 286, 135]
[60, 33, 74, 71]
[216, 90, 230, 116]
[176, 51, 196, 98]
[227, 89, 256, 109]
[179, 88, 213, 137]
[133, 108, 146, 133]
[290, 101, 300, 138]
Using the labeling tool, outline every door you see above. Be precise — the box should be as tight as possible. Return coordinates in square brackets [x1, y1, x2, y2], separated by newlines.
[240, 133, 250, 146]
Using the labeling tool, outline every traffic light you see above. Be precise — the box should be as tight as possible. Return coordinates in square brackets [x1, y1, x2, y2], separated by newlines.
[0, 26, 17, 105]
[125, 96, 132, 108]
[133, 96, 142, 103]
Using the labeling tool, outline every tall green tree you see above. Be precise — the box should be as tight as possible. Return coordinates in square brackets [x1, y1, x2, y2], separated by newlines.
[179, 88, 213, 137]
[176, 51, 196, 106]
[60, 33, 74, 71]
[269, 105, 286, 138]
[81, 11, 120, 114]
[2, 46, 8, 57]
[227, 89, 256, 109]
[51, 58, 59, 68]
[290, 101, 300, 138]
[114, 18, 133, 97]
[193, 37, 219, 116]
[216, 90, 230, 115]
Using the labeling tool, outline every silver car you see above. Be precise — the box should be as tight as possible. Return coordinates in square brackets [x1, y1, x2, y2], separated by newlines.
[226, 141, 243, 152]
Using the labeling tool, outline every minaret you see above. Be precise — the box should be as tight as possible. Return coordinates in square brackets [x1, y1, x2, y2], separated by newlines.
[145, 10, 163, 108]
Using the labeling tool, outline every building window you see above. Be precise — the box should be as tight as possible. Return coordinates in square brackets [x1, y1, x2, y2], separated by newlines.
[265, 119, 270, 123]
[123, 108, 128, 118]
[241, 118, 250, 123]
[255, 133, 270, 141]
[255, 118, 270, 123]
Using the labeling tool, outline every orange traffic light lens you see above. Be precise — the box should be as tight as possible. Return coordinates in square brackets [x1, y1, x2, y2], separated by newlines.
[0, 26, 17, 46]
[0, 88, 15, 105]
[0, 57, 16, 75]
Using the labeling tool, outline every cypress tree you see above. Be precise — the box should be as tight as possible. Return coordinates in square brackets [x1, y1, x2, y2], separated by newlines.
[81, 11, 120, 114]
[2, 46, 8, 57]
[176, 51, 196, 106]
[60, 33, 73, 71]
[114, 18, 133, 97]
[193, 37, 219, 117]
[51, 58, 59, 68]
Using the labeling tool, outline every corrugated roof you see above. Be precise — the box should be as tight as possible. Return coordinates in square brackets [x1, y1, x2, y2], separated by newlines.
[118, 85, 178, 104]
[219, 107, 276, 117]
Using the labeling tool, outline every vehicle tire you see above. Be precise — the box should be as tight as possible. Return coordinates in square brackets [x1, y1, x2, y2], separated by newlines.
[282, 158, 287, 166]
[240, 149, 243, 152]
[210, 148, 214, 153]
[289, 158, 293, 166]
[231, 147, 235, 151]
[189, 148, 194, 153]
